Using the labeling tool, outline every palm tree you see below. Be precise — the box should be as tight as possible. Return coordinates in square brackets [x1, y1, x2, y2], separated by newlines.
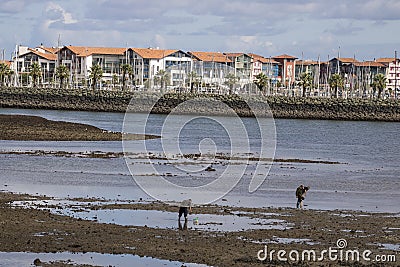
[6, 69, 14, 86]
[224, 73, 240, 94]
[298, 72, 313, 97]
[29, 62, 42, 87]
[112, 74, 119, 89]
[120, 64, 133, 90]
[371, 73, 386, 99]
[156, 70, 170, 93]
[187, 71, 200, 93]
[328, 74, 344, 98]
[89, 64, 103, 90]
[55, 65, 70, 89]
[0, 63, 10, 86]
[254, 72, 269, 95]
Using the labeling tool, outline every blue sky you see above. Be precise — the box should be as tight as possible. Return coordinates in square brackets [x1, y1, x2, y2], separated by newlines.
[1, 0, 400, 61]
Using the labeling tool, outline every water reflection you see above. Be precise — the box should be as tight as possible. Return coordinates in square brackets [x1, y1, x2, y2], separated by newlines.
[0, 251, 209, 267]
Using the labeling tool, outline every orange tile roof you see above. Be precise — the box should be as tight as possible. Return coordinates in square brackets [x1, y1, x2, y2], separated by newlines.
[273, 54, 298, 59]
[65, 46, 127, 57]
[296, 60, 320, 66]
[248, 53, 279, 64]
[0, 60, 11, 67]
[41, 47, 60, 54]
[354, 61, 385, 67]
[131, 48, 179, 59]
[336, 57, 359, 63]
[189, 51, 232, 63]
[224, 52, 245, 57]
[28, 48, 57, 61]
[376, 58, 396, 63]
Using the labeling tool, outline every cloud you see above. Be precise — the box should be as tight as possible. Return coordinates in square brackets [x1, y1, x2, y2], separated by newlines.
[45, 2, 77, 25]
[1, 0, 399, 61]
[312, 0, 400, 20]
[324, 22, 364, 36]
[223, 35, 279, 55]
[0, 0, 28, 13]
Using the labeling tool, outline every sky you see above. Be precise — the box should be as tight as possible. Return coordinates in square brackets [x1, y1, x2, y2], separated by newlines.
[0, 0, 400, 61]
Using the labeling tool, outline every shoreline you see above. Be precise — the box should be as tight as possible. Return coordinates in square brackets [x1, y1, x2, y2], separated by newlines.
[1, 87, 400, 122]
[0, 191, 398, 266]
[0, 114, 159, 141]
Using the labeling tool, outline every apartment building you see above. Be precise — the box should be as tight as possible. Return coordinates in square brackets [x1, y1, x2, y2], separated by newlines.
[128, 48, 192, 87]
[12, 45, 57, 85]
[272, 54, 297, 87]
[224, 53, 253, 82]
[248, 53, 279, 81]
[376, 58, 400, 95]
[188, 51, 234, 88]
[57, 46, 127, 86]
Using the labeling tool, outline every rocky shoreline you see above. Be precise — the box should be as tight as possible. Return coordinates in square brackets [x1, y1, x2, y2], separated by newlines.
[1, 87, 400, 121]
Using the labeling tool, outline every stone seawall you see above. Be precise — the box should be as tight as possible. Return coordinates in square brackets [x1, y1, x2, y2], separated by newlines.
[1, 87, 400, 121]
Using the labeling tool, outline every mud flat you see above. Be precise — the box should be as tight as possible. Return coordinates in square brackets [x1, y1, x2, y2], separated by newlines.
[0, 114, 158, 141]
[0, 192, 398, 266]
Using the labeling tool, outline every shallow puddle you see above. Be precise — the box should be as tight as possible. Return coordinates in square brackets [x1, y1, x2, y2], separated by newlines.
[376, 243, 400, 251]
[0, 251, 208, 266]
[13, 200, 292, 232]
[239, 236, 318, 245]
[61, 208, 291, 232]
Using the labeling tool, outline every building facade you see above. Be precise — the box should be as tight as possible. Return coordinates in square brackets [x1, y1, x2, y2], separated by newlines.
[128, 48, 193, 88]
[57, 46, 127, 87]
[12, 45, 57, 86]
[272, 54, 297, 87]
[376, 58, 400, 96]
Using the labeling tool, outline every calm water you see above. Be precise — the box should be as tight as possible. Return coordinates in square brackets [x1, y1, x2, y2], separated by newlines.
[0, 108, 399, 212]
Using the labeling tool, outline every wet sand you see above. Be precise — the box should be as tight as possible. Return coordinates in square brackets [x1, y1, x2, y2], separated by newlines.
[0, 192, 398, 266]
[0, 114, 159, 141]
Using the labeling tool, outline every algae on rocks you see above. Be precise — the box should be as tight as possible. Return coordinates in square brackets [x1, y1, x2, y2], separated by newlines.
[0, 87, 399, 121]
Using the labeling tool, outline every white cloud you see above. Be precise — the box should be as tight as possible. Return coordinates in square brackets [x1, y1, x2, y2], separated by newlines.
[150, 34, 166, 49]
[1, 0, 399, 60]
[45, 2, 77, 25]
[0, 0, 28, 13]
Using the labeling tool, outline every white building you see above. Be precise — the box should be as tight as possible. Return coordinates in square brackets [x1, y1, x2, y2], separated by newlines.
[11, 45, 58, 86]
[377, 58, 400, 96]
[128, 48, 193, 88]
[57, 46, 127, 86]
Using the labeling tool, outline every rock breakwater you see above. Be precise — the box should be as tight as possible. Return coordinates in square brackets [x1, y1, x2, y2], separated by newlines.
[1, 87, 399, 121]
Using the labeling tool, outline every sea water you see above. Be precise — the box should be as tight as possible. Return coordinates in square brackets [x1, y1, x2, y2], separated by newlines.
[0, 108, 399, 212]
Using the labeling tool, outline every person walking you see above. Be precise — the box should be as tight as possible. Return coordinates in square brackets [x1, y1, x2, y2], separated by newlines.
[296, 185, 309, 209]
[178, 199, 192, 221]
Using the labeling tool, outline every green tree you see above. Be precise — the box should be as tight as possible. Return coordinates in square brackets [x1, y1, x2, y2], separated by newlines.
[121, 64, 133, 90]
[298, 72, 313, 97]
[29, 62, 42, 87]
[371, 73, 386, 99]
[328, 74, 344, 98]
[224, 73, 240, 94]
[187, 71, 200, 93]
[55, 65, 70, 89]
[89, 64, 103, 90]
[254, 72, 269, 95]
[156, 70, 170, 93]
[112, 74, 119, 89]
[0, 63, 11, 86]
[6, 69, 14, 86]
